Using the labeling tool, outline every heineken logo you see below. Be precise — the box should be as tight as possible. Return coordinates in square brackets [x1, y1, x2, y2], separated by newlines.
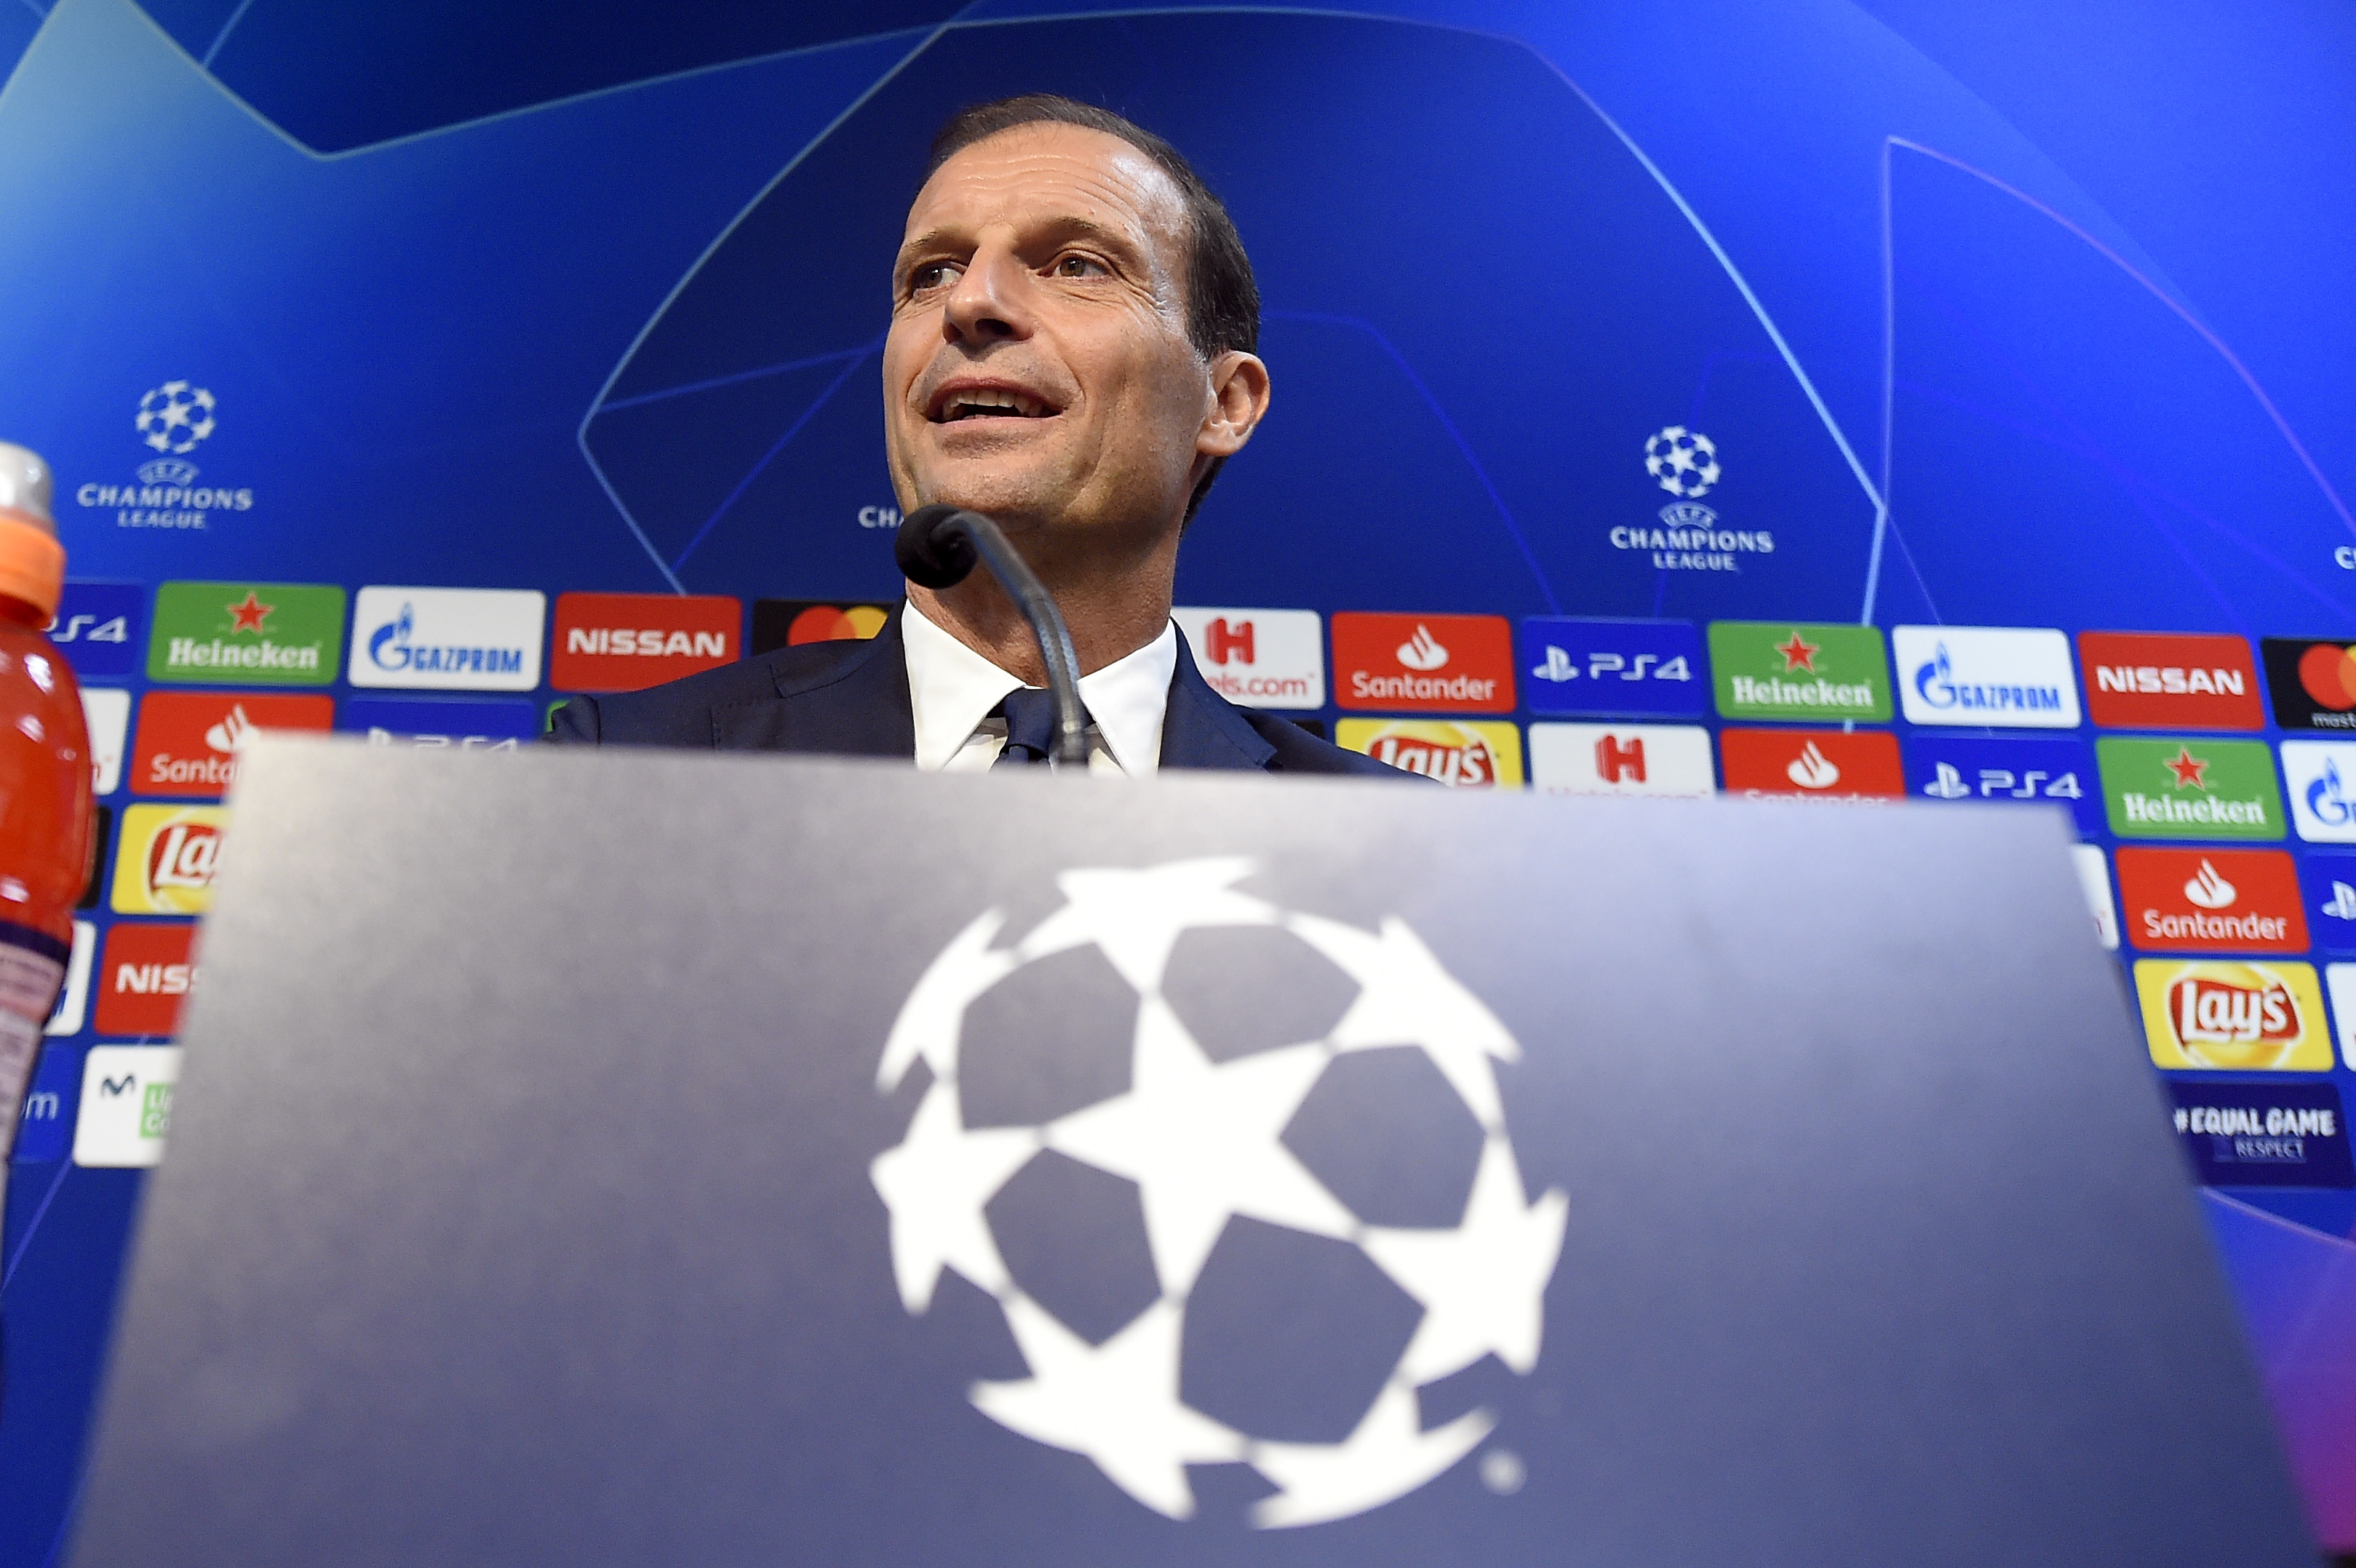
[147, 581, 345, 686]
[2098, 738, 2283, 841]
[1708, 621, 1891, 722]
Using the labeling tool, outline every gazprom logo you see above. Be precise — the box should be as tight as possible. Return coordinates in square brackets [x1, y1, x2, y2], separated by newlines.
[1892, 626, 2080, 729]
[349, 587, 545, 693]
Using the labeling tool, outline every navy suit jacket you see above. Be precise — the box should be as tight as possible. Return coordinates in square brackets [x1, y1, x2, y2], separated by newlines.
[544, 610, 1407, 779]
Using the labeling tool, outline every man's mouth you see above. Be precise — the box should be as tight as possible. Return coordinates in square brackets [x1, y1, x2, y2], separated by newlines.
[928, 384, 1060, 423]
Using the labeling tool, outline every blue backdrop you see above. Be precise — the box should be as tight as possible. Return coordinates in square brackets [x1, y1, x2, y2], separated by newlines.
[0, 0, 2350, 1555]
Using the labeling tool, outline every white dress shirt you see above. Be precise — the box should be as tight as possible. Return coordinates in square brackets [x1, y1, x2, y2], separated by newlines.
[901, 597, 1177, 777]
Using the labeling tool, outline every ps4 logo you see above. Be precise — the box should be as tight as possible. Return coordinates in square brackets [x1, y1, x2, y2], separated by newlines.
[1921, 763, 2085, 803]
[2320, 881, 2356, 922]
[1529, 646, 1692, 685]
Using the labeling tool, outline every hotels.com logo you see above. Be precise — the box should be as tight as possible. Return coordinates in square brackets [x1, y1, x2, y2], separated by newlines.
[1174, 608, 1324, 709]
[1330, 613, 1515, 713]
[550, 592, 741, 693]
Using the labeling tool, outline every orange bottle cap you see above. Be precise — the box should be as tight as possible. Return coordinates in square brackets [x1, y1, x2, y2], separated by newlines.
[0, 443, 65, 619]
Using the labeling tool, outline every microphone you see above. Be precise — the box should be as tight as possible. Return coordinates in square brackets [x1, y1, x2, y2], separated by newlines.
[895, 505, 1089, 768]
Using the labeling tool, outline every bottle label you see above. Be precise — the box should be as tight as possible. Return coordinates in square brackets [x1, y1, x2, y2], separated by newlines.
[0, 919, 68, 1167]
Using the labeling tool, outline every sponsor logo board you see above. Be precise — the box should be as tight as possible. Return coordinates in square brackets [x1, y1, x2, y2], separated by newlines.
[2279, 740, 2356, 843]
[1718, 728, 1905, 800]
[94, 923, 197, 1038]
[2114, 848, 2307, 955]
[2264, 637, 2356, 731]
[340, 698, 541, 749]
[1173, 608, 1324, 709]
[1906, 735, 2100, 833]
[81, 688, 129, 796]
[2077, 632, 2262, 731]
[73, 1045, 181, 1167]
[1330, 613, 1515, 713]
[131, 691, 333, 797]
[1527, 723, 1713, 797]
[148, 581, 343, 685]
[111, 805, 228, 915]
[1707, 622, 1890, 723]
[350, 587, 544, 691]
[1891, 626, 2080, 728]
[1518, 618, 1704, 718]
[79, 805, 111, 910]
[747, 600, 892, 656]
[2097, 738, 2281, 840]
[2072, 846, 2119, 951]
[2298, 853, 2356, 955]
[44, 920, 94, 1036]
[2134, 958, 2331, 1070]
[549, 592, 740, 693]
[47, 582, 142, 678]
[12, 1038, 78, 1162]
[2330, 964, 2356, 1069]
[2168, 1081, 2352, 1188]
[1334, 719, 1523, 787]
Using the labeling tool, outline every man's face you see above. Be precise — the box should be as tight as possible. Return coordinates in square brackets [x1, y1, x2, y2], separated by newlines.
[884, 124, 1216, 546]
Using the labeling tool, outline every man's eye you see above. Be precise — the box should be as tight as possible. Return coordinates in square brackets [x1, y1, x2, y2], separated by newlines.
[1053, 255, 1106, 278]
[910, 263, 958, 292]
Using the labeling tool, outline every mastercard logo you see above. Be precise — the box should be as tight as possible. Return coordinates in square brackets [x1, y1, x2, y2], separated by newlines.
[2299, 643, 2356, 711]
[787, 605, 890, 645]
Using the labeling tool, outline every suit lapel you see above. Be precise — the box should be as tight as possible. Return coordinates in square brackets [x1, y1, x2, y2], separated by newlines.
[1159, 634, 1277, 771]
[709, 610, 917, 757]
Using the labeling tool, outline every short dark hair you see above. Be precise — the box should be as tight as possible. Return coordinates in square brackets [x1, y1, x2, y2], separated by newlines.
[926, 95, 1259, 522]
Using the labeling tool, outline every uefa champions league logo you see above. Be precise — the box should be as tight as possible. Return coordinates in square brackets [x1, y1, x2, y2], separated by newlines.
[1644, 425, 1719, 498]
[870, 858, 1569, 1528]
[135, 381, 217, 455]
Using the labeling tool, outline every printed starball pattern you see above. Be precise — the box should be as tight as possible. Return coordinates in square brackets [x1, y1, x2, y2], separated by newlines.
[135, 381, 216, 455]
[869, 857, 1569, 1529]
[1643, 424, 1720, 498]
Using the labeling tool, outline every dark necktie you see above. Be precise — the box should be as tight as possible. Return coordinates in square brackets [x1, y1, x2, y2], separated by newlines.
[992, 686, 1089, 768]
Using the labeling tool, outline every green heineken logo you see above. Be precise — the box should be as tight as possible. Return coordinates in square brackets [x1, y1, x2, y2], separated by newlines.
[2098, 737, 2283, 840]
[148, 581, 344, 685]
[139, 1081, 172, 1139]
[1708, 621, 1891, 722]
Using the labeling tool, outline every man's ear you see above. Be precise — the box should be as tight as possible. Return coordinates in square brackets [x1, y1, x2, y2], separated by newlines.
[1197, 351, 1271, 459]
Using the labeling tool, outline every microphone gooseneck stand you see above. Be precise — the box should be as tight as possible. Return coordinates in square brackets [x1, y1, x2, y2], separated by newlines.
[894, 504, 1090, 769]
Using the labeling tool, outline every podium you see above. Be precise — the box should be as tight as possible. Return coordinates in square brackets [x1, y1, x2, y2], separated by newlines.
[66, 739, 2313, 1565]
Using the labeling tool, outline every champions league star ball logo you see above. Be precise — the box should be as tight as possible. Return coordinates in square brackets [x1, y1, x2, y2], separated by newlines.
[870, 857, 1569, 1529]
[135, 381, 217, 455]
[1644, 425, 1719, 498]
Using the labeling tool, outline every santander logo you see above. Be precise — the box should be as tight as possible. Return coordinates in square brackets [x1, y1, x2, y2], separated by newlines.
[204, 703, 254, 754]
[1786, 742, 1840, 790]
[2184, 860, 2237, 910]
[1396, 625, 1449, 672]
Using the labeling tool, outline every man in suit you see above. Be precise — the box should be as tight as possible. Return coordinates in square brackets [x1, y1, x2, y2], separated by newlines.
[549, 95, 1401, 779]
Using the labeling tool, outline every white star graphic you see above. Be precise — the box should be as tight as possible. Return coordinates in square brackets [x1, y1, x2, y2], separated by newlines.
[972, 1295, 1244, 1519]
[1249, 1381, 1495, 1529]
[1046, 997, 1354, 1295]
[1286, 913, 1519, 1130]
[1360, 1136, 1569, 1384]
[1017, 856, 1274, 992]
[876, 909, 1016, 1091]
[869, 1081, 1039, 1311]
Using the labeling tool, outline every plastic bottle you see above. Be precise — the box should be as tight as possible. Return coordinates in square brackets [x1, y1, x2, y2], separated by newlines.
[0, 443, 91, 1200]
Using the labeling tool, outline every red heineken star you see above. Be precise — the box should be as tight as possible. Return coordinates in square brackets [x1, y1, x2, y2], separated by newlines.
[1775, 631, 1820, 673]
[226, 591, 274, 634]
[2165, 746, 2209, 789]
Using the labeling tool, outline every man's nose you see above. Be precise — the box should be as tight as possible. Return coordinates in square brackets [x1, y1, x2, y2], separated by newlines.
[942, 244, 1030, 344]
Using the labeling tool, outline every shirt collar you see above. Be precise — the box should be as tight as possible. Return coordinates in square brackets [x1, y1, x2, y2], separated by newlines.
[901, 597, 1177, 776]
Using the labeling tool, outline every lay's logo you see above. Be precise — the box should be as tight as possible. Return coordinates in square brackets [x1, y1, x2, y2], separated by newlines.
[111, 805, 230, 915]
[2134, 958, 2332, 1072]
[1335, 719, 1524, 787]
